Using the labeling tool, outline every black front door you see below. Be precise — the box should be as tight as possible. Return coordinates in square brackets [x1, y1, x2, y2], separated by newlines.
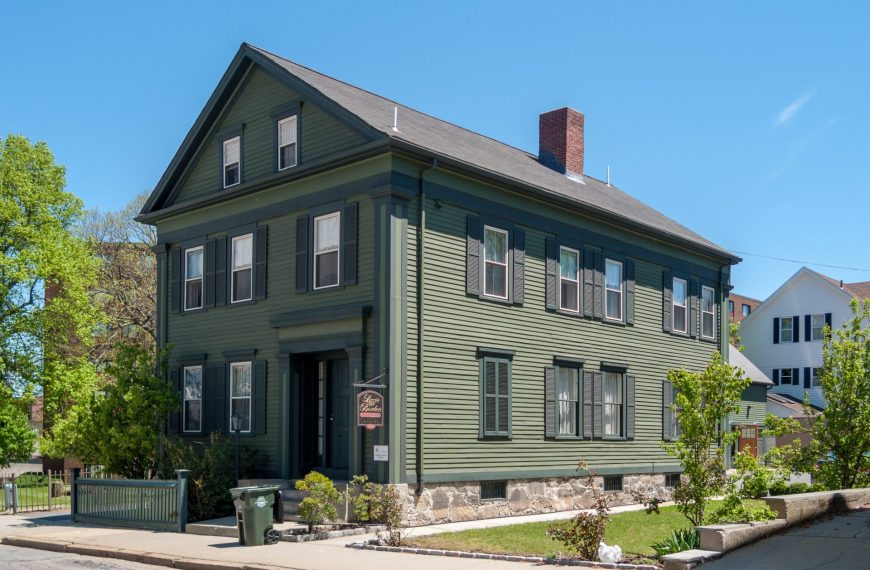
[299, 356, 350, 480]
[327, 359, 350, 474]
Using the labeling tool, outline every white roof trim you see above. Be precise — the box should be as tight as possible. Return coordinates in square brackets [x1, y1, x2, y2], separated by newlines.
[739, 267, 853, 327]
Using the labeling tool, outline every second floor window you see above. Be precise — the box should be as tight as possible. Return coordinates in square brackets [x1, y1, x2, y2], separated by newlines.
[603, 371, 624, 437]
[184, 246, 203, 311]
[230, 362, 252, 433]
[780, 317, 794, 343]
[605, 259, 623, 321]
[483, 226, 508, 299]
[701, 285, 715, 339]
[811, 314, 825, 340]
[742, 304, 751, 318]
[812, 367, 822, 387]
[278, 115, 298, 170]
[672, 277, 688, 333]
[314, 212, 340, 289]
[223, 136, 241, 188]
[231, 234, 253, 303]
[780, 367, 794, 385]
[729, 300, 735, 317]
[559, 247, 580, 312]
[183, 365, 202, 432]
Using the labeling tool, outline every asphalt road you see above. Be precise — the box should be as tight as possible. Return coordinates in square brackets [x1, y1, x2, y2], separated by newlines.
[0, 544, 156, 570]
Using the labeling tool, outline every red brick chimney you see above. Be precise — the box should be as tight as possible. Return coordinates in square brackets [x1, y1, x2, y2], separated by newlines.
[538, 107, 584, 176]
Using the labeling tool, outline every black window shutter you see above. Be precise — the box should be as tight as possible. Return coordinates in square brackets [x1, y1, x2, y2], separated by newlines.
[544, 366, 556, 438]
[201, 365, 214, 434]
[545, 238, 557, 310]
[583, 248, 594, 317]
[170, 248, 181, 313]
[662, 270, 673, 332]
[773, 318, 780, 344]
[689, 279, 699, 338]
[214, 364, 227, 434]
[466, 216, 480, 296]
[593, 251, 604, 319]
[512, 229, 525, 305]
[253, 360, 267, 435]
[626, 375, 636, 439]
[792, 367, 800, 385]
[804, 367, 811, 388]
[625, 259, 636, 325]
[772, 369, 779, 385]
[825, 312, 832, 329]
[805, 315, 812, 342]
[342, 202, 358, 286]
[254, 226, 268, 300]
[662, 380, 673, 441]
[583, 370, 593, 438]
[499, 361, 511, 437]
[204, 239, 216, 308]
[295, 215, 309, 293]
[792, 315, 800, 343]
[215, 236, 227, 306]
[592, 371, 603, 439]
[168, 368, 180, 434]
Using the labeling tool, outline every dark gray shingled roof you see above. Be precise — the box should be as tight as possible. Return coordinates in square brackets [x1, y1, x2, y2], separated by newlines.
[252, 45, 735, 260]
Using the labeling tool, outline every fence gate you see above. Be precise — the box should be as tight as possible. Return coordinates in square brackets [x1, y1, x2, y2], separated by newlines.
[0, 468, 103, 515]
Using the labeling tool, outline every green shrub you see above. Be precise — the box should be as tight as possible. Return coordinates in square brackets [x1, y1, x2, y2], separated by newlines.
[296, 471, 340, 532]
[769, 481, 826, 495]
[651, 528, 700, 557]
[705, 494, 776, 524]
[370, 484, 405, 545]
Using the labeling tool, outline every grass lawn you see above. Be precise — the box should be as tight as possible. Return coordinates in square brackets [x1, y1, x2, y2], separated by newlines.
[411, 500, 765, 563]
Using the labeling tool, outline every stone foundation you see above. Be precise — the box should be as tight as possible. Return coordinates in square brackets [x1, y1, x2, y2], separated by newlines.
[397, 473, 672, 526]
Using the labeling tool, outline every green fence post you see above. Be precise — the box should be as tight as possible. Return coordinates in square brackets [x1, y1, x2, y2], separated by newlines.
[175, 469, 190, 533]
[71, 468, 80, 522]
[10, 474, 16, 515]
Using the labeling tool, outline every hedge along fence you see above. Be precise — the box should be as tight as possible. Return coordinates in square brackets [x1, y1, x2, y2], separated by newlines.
[72, 468, 190, 532]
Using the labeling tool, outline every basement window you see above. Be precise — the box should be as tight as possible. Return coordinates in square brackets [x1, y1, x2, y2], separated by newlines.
[480, 481, 507, 501]
[603, 475, 623, 492]
[665, 473, 681, 488]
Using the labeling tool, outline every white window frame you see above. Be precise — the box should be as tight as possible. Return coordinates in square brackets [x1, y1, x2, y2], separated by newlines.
[603, 371, 624, 438]
[672, 277, 688, 333]
[556, 366, 581, 437]
[483, 225, 509, 300]
[811, 314, 825, 341]
[277, 115, 298, 171]
[604, 259, 623, 321]
[780, 317, 794, 343]
[701, 285, 715, 339]
[780, 368, 793, 385]
[223, 136, 241, 188]
[229, 362, 252, 434]
[313, 212, 341, 290]
[182, 365, 202, 433]
[231, 234, 253, 303]
[559, 246, 580, 313]
[811, 367, 822, 387]
[184, 246, 204, 311]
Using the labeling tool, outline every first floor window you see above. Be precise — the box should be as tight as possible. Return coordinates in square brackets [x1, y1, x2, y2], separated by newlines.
[811, 314, 825, 340]
[557, 367, 580, 436]
[483, 226, 508, 299]
[184, 246, 204, 310]
[183, 366, 202, 432]
[780, 368, 793, 385]
[559, 247, 580, 312]
[313, 212, 340, 289]
[780, 317, 794, 343]
[231, 234, 253, 302]
[482, 356, 510, 436]
[277, 115, 298, 170]
[603, 371, 624, 437]
[672, 277, 688, 333]
[811, 367, 822, 387]
[230, 362, 252, 433]
[605, 259, 623, 320]
[223, 136, 241, 188]
[701, 285, 715, 339]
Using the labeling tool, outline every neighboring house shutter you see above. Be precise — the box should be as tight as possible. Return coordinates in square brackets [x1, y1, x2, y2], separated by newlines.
[593, 251, 604, 319]
[512, 229, 525, 304]
[583, 370, 593, 438]
[342, 202, 358, 286]
[804, 367, 811, 389]
[792, 367, 800, 385]
[204, 239, 217, 308]
[544, 366, 556, 438]
[662, 380, 674, 441]
[792, 315, 800, 343]
[254, 226, 268, 300]
[170, 248, 181, 313]
[545, 238, 557, 310]
[215, 236, 227, 306]
[583, 248, 594, 317]
[295, 215, 309, 293]
[466, 216, 480, 295]
[805, 315, 812, 342]
[773, 318, 780, 344]
[168, 368, 181, 434]
[253, 360, 267, 435]
[689, 279, 699, 338]
[592, 371, 603, 439]
[825, 313, 832, 329]
[625, 259, 636, 325]
[662, 270, 673, 332]
[626, 375, 636, 439]
[772, 369, 779, 385]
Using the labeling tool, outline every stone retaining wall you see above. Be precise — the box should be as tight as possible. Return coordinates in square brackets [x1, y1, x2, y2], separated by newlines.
[398, 473, 671, 525]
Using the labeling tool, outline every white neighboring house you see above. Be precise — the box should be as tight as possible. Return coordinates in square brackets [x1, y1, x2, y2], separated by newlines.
[739, 267, 870, 409]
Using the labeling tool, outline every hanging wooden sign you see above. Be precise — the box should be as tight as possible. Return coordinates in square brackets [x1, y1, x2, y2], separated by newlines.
[356, 390, 384, 429]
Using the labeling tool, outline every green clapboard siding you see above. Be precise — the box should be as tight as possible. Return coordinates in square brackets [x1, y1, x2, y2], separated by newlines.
[733, 384, 768, 426]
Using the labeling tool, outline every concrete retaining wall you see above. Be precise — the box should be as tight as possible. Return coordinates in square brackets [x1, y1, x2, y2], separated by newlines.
[763, 488, 870, 525]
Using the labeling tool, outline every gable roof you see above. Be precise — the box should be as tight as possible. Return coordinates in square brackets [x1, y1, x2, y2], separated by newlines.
[740, 266, 854, 327]
[140, 44, 737, 263]
[842, 280, 870, 300]
[728, 345, 773, 386]
[767, 392, 823, 416]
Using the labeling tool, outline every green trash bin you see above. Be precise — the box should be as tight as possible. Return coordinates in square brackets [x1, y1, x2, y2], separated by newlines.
[229, 486, 280, 546]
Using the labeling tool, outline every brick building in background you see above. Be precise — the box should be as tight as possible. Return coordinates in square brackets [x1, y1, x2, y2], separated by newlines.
[729, 292, 761, 323]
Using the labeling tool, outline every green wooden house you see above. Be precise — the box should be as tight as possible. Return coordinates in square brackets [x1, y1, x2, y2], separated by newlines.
[139, 44, 764, 523]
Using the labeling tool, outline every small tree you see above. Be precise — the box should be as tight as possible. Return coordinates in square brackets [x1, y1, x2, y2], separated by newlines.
[547, 462, 610, 561]
[663, 351, 750, 526]
[296, 471, 340, 532]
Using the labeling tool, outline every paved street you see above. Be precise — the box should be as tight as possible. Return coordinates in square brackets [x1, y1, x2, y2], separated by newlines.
[0, 543, 156, 569]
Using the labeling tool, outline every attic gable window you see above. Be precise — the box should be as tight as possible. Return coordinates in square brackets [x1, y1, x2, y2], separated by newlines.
[223, 136, 241, 188]
[780, 317, 794, 343]
[278, 115, 298, 170]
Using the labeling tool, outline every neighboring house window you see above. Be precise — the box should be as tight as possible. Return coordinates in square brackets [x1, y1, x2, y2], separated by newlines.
[481, 355, 511, 437]
[231, 234, 253, 303]
[230, 362, 252, 433]
[182, 366, 202, 432]
[605, 259, 623, 321]
[313, 212, 341, 289]
[277, 115, 298, 170]
[811, 314, 825, 340]
[742, 304, 751, 318]
[729, 300, 734, 317]
[780, 317, 794, 343]
[603, 371, 624, 437]
[672, 277, 688, 333]
[223, 136, 241, 188]
[780, 368, 793, 385]
[559, 246, 580, 312]
[483, 226, 509, 299]
[701, 285, 715, 339]
[812, 367, 822, 387]
[557, 366, 580, 436]
[184, 246, 204, 311]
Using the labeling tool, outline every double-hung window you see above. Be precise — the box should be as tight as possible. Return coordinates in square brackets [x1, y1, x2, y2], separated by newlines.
[811, 367, 822, 387]
[483, 226, 508, 299]
[231, 234, 253, 303]
[182, 366, 202, 432]
[277, 115, 298, 170]
[729, 300, 735, 318]
[672, 277, 688, 333]
[811, 314, 825, 340]
[701, 285, 715, 339]
[604, 259, 623, 321]
[223, 136, 241, 188]
[742, 304, 751, 318]
[230, 362, 252, 433]
[559, 247, 580, 312]
[313, 212, 340, 289]
[557, 366, 580, 436]
[780, 317, 794, 343]
[481, 355, 511, 437]
[603, 371, 624, 437]
[780, 368, 793, 385]
[184, 246, 204, 311]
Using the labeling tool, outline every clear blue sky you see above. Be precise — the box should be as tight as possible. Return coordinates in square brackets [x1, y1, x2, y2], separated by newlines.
[2, 1, 868, 300]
